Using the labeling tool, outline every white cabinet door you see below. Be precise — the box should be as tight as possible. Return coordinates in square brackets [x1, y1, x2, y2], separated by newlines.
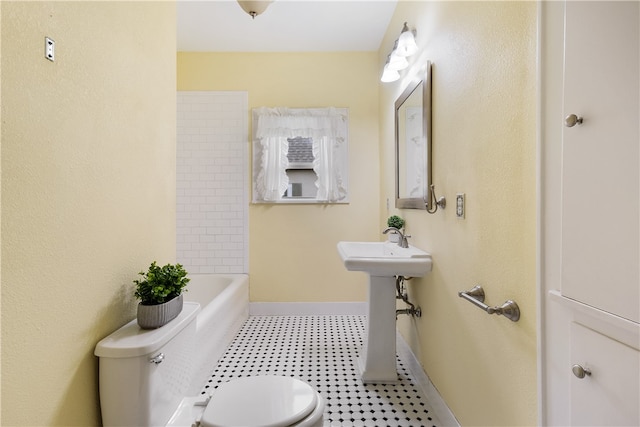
[570, 322, 640, 426]
[561, 1, 640, 323]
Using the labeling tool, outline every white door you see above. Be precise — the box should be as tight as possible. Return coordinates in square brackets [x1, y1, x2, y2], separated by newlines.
[561, 1, 640, 323]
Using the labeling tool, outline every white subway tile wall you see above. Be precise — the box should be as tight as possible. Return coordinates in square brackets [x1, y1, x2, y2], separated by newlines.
[177, 92, 249, 274]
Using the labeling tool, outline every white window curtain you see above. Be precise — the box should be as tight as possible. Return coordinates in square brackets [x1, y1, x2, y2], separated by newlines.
[252, 107, 348, 202]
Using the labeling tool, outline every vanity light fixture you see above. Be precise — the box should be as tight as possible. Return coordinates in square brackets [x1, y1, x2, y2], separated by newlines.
[237, 0, 273, 19]
[380, 22, 417, 82]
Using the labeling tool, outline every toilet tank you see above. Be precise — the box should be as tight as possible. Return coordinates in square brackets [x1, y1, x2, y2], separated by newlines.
[95, 302, 200, 427]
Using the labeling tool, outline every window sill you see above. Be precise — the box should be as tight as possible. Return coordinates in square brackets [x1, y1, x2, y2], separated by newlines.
[252, 198, 349, 205]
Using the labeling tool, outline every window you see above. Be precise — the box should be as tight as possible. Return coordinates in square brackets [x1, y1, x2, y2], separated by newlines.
[251, 107, 349, 203]
[283, 137, 317, 199]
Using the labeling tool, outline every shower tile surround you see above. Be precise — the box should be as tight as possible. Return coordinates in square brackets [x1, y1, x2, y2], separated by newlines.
[177, 92, 249, 274]
[200, 315, 445, 427]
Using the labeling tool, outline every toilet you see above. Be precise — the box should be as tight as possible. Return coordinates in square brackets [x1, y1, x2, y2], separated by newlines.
[94, 302, 325, 427]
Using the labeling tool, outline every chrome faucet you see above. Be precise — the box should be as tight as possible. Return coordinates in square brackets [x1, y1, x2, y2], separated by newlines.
[382, 227, 411, 248]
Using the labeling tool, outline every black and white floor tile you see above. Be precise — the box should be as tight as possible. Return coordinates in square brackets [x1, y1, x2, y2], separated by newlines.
[199, 315, 441, 427]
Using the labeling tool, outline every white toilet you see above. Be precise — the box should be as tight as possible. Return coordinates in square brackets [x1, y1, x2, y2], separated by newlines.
[95, 302, 325, 427]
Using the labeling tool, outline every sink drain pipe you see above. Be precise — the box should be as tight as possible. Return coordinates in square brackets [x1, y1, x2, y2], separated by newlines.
[395, 276, 422, 318]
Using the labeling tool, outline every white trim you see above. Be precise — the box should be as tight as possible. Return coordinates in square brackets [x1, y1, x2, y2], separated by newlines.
[396, 333, 460, 427]
[549, 291, 640, 351]
[249, 302, 367, 316]
[538, 1, 567, 423]
[535, 1, 545, 424]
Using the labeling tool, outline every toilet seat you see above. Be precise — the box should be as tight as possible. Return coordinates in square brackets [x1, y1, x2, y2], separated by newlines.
[200, 376, 323, 427]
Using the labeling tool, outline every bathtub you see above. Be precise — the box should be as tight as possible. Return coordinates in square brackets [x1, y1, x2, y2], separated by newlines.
[183, 273, 249, 395]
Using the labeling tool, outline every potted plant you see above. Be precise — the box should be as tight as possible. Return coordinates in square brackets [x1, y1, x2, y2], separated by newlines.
[386, 215, 405, 243]
[134, 261, 190, 329]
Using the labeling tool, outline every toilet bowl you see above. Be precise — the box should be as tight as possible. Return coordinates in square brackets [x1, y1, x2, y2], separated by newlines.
[95, 302, 325, 427]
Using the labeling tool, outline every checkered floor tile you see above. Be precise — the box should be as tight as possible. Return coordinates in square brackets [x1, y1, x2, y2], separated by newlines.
[199, 315, 441, 427]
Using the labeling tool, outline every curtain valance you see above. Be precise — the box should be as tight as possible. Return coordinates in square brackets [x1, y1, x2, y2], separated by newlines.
[253, 107, 346, 140]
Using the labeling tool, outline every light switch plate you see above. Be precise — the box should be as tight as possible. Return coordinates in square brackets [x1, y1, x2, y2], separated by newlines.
[456, 193, 465, 219]
[45, 37, 55, 61]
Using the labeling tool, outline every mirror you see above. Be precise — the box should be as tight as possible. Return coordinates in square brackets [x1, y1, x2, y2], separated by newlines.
[395, 61, 432, 210]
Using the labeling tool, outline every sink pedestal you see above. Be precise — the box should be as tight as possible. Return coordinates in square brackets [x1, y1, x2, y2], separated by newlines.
[359, 275, 398, 383]
[336, 241, 433, 384]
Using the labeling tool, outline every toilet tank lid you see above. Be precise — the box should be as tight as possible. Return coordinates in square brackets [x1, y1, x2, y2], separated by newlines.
[94, 302, 200, 358]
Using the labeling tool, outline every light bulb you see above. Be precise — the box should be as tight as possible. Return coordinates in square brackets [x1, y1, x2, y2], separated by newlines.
[388, 50, 408, 70]
[396, 23, 418, 57]
[381, 64, 400, 82]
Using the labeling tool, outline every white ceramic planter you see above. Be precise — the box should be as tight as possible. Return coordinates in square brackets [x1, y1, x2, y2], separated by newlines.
[387, 232, 400, 243]
[137, 294, 183, 329]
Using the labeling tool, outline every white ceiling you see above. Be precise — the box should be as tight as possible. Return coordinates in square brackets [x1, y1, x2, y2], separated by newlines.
[177, 0, 398, 52]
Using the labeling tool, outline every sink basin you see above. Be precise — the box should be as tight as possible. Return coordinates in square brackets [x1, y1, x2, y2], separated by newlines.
[337, 241, 432, 277]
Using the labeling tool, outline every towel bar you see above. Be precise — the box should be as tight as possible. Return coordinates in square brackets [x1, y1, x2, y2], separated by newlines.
[458, 285, 520, 322]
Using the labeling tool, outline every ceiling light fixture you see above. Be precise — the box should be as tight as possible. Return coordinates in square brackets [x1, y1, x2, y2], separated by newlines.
[237, 0, 273, 19]
[380, 22, 418, 83]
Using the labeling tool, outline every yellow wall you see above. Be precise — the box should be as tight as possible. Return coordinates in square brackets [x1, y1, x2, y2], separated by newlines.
[178, 52, 379, 303]
[381, 2, 537, 426]
[1, 2, 176, 425]
[0, 1, 537, 425]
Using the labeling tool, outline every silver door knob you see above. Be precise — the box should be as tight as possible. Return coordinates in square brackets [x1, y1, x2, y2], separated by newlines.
[565, 114, 583, 127]
[572, 364, 591, 379]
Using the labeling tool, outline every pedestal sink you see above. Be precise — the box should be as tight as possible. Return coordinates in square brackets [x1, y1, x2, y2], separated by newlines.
[337, 241, 432, 383]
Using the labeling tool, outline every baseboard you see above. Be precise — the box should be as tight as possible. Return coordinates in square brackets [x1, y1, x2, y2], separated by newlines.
[249, 302, 367, 316]
[396, 333, 460, 427]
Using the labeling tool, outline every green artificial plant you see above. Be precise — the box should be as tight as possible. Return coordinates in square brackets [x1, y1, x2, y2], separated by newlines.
[387, 215, 405, 230]
[134, 261, 190, 305]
